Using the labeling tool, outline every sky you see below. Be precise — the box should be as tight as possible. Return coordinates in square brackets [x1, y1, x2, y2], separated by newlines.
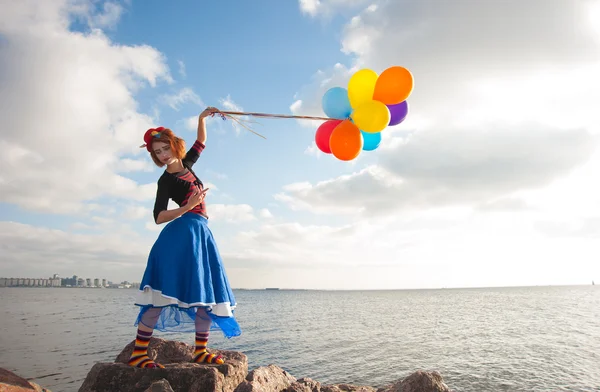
[0, 0, 599, 290]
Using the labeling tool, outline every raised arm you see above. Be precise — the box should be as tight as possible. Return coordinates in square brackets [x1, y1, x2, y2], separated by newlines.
[197, 106, 218, 144]
[182, 107, 217, 168]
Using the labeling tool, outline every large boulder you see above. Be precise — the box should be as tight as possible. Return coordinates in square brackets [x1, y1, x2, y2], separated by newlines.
[78, 337, 247, 392]
[143, 379, 174, 392]
[0, 367, 51, 392]
[234, 364, 297, 392]
[283, 377, 322, 392]
[234, 366, 377, 392]
[377, 370, 451, 392]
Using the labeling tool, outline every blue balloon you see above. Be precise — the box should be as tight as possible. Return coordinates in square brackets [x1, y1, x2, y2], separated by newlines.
[322, 87, 352, 119]
[361, 130, 381, 151]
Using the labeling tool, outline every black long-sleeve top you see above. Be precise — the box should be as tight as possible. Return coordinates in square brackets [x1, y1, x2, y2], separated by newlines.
[152, 140, 207, 223]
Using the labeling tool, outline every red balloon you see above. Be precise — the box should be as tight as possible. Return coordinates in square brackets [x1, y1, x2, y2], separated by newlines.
[315, 120, 342, 154]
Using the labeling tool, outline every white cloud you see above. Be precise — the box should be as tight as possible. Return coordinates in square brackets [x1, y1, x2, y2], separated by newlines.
[177, 60, 186, 78]
[275, 118, 600, 217]
[202, 181, 218, 192]
[70, 222, 93, 230]
[289, 99, 302, 113]
[181, 115, 198, 131]
[259, 208, 274, 219]
[123, 205, 151, 220]
[0, 0, 172, 215]
[176, 95, 247, 136]
[304, 141, 321, 157]
[145, 220, 163, 232]
[589, 0, 600, 40]
[87, 1, 124, 30]
[340, 9, 381, 57]
[218, 95, 247, 136]
[298, 0, 321, 16]
[177, 114, 230, 138]
[206, 170, 228, 180]
[219, 193, 236, 202]
[219, 95, 243, 112]
[117, 158, 154, 173]
[221, 210, 600, 289]
[161, 87, 203, 111]
[298, 0, 371, 17]
[0, 221, 152, 281]
[207, 204, 256, 224]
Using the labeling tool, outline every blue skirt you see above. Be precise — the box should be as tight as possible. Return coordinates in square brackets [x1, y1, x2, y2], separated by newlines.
[134, 213, 241, 338]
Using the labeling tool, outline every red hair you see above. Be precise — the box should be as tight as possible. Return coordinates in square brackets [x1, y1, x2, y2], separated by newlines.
[141, 127, 186, 167]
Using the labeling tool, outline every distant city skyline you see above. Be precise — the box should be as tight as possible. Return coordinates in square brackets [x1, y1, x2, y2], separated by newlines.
[0, 273, 140, 289]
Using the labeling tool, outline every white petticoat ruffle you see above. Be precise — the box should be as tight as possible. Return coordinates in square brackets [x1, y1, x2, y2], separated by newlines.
[135, 285, 235, 318]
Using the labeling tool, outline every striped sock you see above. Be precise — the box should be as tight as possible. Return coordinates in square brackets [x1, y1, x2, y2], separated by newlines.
[128, 329, 165, 369]
[192, 331, 224, 364]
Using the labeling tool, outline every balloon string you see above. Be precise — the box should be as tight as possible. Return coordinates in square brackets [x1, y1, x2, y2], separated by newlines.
[219, 110, 334, 121]
[215, 110, 343, 140]
[217, 112, 267, 139]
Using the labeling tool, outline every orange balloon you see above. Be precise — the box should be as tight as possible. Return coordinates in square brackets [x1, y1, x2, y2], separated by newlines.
[373, 66, 414, 105]
[329, 120, 363, 161]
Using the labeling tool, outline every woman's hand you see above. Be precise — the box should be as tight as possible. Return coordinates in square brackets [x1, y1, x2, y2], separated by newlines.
[199, 106, 218, 120]
[185, 188, 209, 210]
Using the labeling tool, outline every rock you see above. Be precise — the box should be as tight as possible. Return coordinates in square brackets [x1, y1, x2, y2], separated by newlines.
[143, 379, 174, 392]
[234, 364, 297, 392]
[0, 367, 51, 392]
[115, 337, 195, 365]
[377, 371, 450, 392]
[284, 377, 378, 392]
[284, 377, 321, 392]
[78, 337, 248, 392]
[76, 338, 453, 392]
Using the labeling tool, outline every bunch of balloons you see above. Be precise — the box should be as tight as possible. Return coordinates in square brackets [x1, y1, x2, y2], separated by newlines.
[315, 66, 413, 161]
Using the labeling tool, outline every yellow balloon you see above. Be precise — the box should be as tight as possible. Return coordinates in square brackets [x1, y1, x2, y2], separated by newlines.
[350, 100, 390, 133]
[347, 69, 378, 109]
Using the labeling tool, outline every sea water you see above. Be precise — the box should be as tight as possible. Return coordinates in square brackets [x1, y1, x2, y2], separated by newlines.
[1, 285, 599, 391]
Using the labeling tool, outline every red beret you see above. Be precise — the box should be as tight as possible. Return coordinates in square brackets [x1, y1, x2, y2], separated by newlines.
[140, 127, 166, 151]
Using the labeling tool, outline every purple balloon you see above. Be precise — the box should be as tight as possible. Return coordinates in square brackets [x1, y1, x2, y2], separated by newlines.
[387, 101, 409, 126]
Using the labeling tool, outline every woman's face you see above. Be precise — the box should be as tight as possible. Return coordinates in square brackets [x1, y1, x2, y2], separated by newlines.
[152, 141, 176, 165]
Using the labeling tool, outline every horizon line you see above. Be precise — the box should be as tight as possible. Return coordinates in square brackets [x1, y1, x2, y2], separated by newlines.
[231, 283, 595, 291]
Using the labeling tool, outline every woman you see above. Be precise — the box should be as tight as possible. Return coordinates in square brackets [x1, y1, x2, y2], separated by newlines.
[129, 107, 241, 369]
